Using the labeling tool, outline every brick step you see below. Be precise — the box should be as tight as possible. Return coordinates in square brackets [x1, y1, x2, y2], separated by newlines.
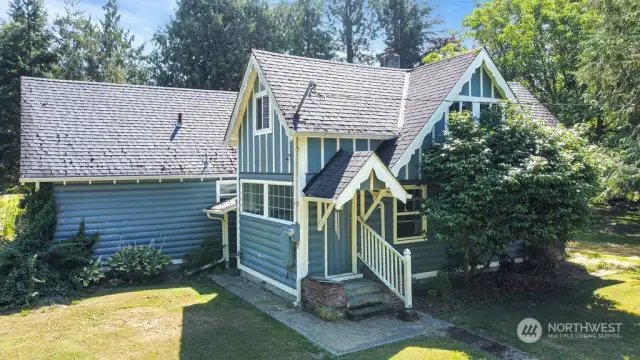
[347, 292, 390, 309]
[345, 303, 396, 321]
[344, 279, 384, 298]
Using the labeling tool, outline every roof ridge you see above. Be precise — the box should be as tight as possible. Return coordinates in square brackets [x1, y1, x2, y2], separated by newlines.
[21, 76, 238, 95]
[409, 48, 481, 73]
[251, 49, 409, 72]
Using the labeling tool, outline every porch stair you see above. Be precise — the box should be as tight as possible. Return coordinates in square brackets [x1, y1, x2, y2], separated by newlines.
[343, 278, 396, 321]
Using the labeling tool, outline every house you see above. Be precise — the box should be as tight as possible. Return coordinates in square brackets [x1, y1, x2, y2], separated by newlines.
[223, 48, 558, 316]
[19, 78, 238, 261]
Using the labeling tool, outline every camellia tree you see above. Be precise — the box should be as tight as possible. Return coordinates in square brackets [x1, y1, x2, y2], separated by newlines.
[421, 107, 600, 283]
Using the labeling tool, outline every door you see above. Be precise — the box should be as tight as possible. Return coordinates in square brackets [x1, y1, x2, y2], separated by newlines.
[326, 200, 352, 276]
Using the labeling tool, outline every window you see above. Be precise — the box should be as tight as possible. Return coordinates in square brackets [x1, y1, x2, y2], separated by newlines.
[395, 186, 427, 243]
[241, 181, 294, 223]
[241, 183, 263, 215]
[255, 87, 270, 132]
[268, 185, 293, 221]
[217, 180, 237, 202]
[448, 101, 472, 114]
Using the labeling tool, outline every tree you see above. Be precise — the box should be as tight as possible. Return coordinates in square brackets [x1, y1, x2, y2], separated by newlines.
[422, 108, 599, 283]
[327, 0, 375, 63]
[52, 0, 100, 81]
[421, 35, 466, 64]
[464, 0, 592, 126]
[0, 0, 57, 186]
[371, 0, 439, 68]
[272, 0, 334, 59]
[577, 0, 640, 201]
[151, 0, 276, 90]
[96, 0, 148, 84]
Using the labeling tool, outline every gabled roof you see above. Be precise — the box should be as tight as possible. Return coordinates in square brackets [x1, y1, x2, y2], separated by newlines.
[508, 82, 559, 126]
[303, 150, 409, 208]
[252, 50, 406, 136]
[20, 77, 238, 181]
[377, 50, 478, 167]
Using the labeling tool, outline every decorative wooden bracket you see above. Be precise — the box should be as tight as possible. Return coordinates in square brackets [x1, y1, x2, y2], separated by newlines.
[317, 202, 335, 231]
[363, 189, 388, 222]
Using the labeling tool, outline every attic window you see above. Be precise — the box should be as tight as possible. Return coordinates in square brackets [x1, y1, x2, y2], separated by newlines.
[255, 86, 270, 134]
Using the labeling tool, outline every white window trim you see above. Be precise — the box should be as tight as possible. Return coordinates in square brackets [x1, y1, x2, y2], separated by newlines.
[254, 88, 272, 136]
[393, 185, 427, 244]
[216, 179, 238, 202]
[239, 179, 295, 224]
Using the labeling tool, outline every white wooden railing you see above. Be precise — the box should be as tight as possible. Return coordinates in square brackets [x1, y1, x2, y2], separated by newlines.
[357, 218, 412, 309]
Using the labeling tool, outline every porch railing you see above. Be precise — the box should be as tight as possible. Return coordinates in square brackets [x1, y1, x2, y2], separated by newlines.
[356, 218, 412, 309]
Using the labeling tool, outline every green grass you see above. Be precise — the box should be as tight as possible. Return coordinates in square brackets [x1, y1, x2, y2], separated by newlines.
[436, 209, 640, 360]
[342, 337, 496, 360]
[0, 278, 486, 360]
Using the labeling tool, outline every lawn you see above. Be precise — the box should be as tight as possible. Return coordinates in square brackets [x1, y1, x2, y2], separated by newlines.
[0, 277, 490, 360]
[435, 209, 640, 360]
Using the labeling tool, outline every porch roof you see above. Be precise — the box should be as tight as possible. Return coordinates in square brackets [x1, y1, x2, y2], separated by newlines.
[303, 150, 409, 209]
[203, 197, 237, 215]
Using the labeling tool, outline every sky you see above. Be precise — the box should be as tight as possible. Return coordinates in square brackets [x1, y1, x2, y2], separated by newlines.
[0, 0, 483, 53]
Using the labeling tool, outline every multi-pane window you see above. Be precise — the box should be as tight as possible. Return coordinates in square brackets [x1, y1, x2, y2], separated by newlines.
[217, 180, 237, 202]
[241, 183, 263, 215]
[255, 89, 270, 132]
[395, 187, 427, 243]
[448, 101, 472, 114]
[241, 182, 294, 222]
[268, 185, 293, 221]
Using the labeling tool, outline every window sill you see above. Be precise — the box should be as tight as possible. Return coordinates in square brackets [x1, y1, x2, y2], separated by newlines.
[394, 236, 427, 245]
[240, 211, 295, 226]
[255, 128, 272, 136]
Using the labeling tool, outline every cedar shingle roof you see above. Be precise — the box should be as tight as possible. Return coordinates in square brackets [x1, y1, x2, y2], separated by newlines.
[303, 150, 374, 199]
[20, 77, 237, 179]
[252, 50, 406, 136]
[508, 82, 559, 126]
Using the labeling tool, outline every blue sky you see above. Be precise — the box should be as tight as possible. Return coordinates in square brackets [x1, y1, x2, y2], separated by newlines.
[0, 0, 483, 52]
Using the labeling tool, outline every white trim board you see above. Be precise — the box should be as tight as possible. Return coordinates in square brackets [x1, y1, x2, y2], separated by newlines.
[21, 174, 236, 185]
[238, 263, 297, 296]
[412, 257, 525, 279]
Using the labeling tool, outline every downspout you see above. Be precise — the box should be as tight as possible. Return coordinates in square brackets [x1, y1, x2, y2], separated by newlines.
[293, 137, 308, 307]
[205, 212, 229, 268]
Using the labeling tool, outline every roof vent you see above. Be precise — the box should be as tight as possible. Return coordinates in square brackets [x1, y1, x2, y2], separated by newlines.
[380, 48, 400, 68]
[176, 113, 183, 128]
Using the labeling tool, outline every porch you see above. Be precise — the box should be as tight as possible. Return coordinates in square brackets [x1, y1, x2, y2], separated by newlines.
[303, 150, 416, 314]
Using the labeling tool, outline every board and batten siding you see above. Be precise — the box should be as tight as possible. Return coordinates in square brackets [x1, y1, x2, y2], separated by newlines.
[359, 191, 525, 274]
[238, 214, 297, 288]
[307, 201, 325, 276]
[238, 83, 294, 177]
[53, 180, 223, 260]
[306, 137, 383, 182]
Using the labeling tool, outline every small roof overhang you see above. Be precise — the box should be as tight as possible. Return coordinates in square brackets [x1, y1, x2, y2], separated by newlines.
[203, 197, 237, 216]
[303, 150, 410, 210]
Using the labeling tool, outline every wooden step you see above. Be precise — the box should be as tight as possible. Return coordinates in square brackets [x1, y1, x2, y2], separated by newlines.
[344, 279, 383, 298]
[347, 292, 390, 309]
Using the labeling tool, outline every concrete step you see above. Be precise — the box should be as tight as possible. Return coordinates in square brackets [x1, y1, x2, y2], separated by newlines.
[347, 292, 390, 309]
[344, 279, 384, 298]
[345, 303, 396, 321]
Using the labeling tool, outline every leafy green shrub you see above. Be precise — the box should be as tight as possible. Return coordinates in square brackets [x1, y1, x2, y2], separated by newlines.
[108, 243, 171, 284]
[422, 107, 600, 282]
[0, 185, 99, 306]
[181, 237, 222, 272]
[0, 194, 24, 241]
[72, 258, 105, 287]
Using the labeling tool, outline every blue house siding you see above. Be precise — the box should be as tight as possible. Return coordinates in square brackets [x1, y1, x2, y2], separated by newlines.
[53, 180, 223, 260]
[238, 89, 293, 176]
[306, 137, 381, 180]
[239, 214, 297, 288]
[307, 202, 325, 276]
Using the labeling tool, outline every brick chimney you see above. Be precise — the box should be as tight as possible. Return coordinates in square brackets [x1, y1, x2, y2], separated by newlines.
[380, 48, 400, 68]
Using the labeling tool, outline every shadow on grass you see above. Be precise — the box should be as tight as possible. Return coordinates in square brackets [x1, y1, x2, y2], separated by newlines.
[427, 264, 640, 360]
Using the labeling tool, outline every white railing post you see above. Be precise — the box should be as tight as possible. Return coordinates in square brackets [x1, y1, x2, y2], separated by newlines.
[403, 248, 412, 309]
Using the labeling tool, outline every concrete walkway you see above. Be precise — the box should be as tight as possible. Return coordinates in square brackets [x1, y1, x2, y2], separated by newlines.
[211, 273, 534, 359]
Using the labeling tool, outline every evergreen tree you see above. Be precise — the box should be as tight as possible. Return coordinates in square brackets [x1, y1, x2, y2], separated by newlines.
[151, 0, 277, 90]
[371, 0, 439, 68]
[327, 0, 375, 63]
[0, 0, 57, 186]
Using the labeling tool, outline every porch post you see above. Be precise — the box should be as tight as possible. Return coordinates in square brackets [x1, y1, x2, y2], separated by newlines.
[403, 249, 412, 309]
